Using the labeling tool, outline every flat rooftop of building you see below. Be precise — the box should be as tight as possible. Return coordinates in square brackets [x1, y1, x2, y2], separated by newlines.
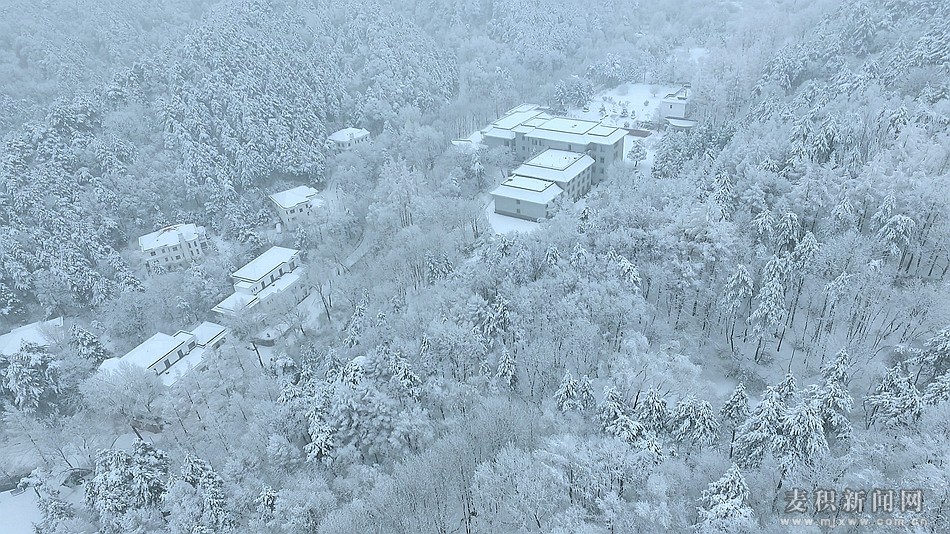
[232, 247, 299, 282]
[114, 332, 185, 370]
[189, 322, 226, 346]
[269, 186, 321, 210]
[0, 317, 64, 355]
[138, 224, 203, 252]
[514, 150, 595, 184]
[525, 119, 626, 146]
[491, 177, 564, 204]
[212, 292, 258, 316]
[328, 127, 370, 142]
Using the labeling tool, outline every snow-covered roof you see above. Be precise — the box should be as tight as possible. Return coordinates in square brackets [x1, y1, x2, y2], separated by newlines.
[212, 293, 258, 316]
[268, 186, 321, 210]
[103, 332, 187, 372]
[491, 176, 564, 205]
[138, 224, 204, 252]
[328, 127, 370, 143]
[0, 317, 64, 355]
[482, 127, 516, 140]
[513, 149, 595, 184]
[526, 118, 627, 146]
[662, 87, 690, 102]
[666, 117, 698, 129]
[185, 322, 227, 347]
[232, 247, 299, 282]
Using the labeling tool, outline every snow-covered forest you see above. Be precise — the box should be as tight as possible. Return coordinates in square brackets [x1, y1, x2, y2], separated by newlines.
[0, 0, 948, 532]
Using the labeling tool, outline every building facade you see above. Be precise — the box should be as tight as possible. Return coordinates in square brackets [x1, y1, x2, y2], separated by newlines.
[660, 87, 691, 119]
[139, 224, 210, 272]
[512, 149, 595, 199]
[490, 176, 563, 221]
[98, 321, 228, 386]
[212, 247, 308, 317]
[268, 186, 323, 232]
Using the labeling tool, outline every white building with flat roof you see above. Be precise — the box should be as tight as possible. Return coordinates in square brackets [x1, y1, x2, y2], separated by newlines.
[481, 104, 554, 158]
[98, 321, 227, 386]
[328, 127, 371, 150]
[139, 224, 210, 273]
[269, 186, 323, 232]
[512, 149, 595, 199]
[523, 118, 626, 183]
[212, 247, 308, 317]
[660, 87, 691, 119]
[490, 176, 563, 222]
[0, 317, 64, 355]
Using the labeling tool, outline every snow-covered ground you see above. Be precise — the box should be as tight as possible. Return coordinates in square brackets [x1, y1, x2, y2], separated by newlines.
[0, 490, 41, 533]
[486, 201, 539, 234]
[562, 82, 682, 128]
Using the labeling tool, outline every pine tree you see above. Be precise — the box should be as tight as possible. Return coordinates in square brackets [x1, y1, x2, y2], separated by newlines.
[576, 375, 596, 411]
[923, 371, 950, 405]
[865, 365, 922, 428]
[814, 350, 853, 441]
[86, 440, 169, 525]
[0, 282, 22, 317]
[178, 455, 233, 532]
[721, 383, 750, 458]
[257, 485, 278, 523]
[554, 371, 579, 412]
[640, 388, 670, 434]
[596, 387, 646, 444]
[0, 342, 61, 414]
[733, 387, 786, 468]
[696, 464, 756, 533]
[670, 396, 720, 448]
[496, 348, 517, 391]
[778, 399, 828, 469]
[774, 373, 796, 402]
[69, 325, 109, 364]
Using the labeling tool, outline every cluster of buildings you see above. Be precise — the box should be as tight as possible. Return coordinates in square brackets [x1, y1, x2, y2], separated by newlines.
[483, 104, 626, 221]
[98, 244, 308, 386]
[110, 125, 373, 383]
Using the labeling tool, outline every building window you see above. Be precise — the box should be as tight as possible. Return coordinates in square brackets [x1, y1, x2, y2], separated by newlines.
[175, 255, 181, 260]
[150, 251, 156, 256]
[516, 200, 521, 205]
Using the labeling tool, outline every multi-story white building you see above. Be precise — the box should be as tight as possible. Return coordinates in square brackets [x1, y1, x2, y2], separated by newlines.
[212, 247, 308, 317]
[98, 321, 227, 386]
[328, 127, 371, 151]
[511, 149, 595, 200]
[482, 104, 627, 222]
[490, 176, 564, 222]
[0, 317, 64, 356]
[268, 186, 323, 232]
[523, 118, 626, 184]
[482, 105, 626, 184]
[139, 224, 210, 272]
